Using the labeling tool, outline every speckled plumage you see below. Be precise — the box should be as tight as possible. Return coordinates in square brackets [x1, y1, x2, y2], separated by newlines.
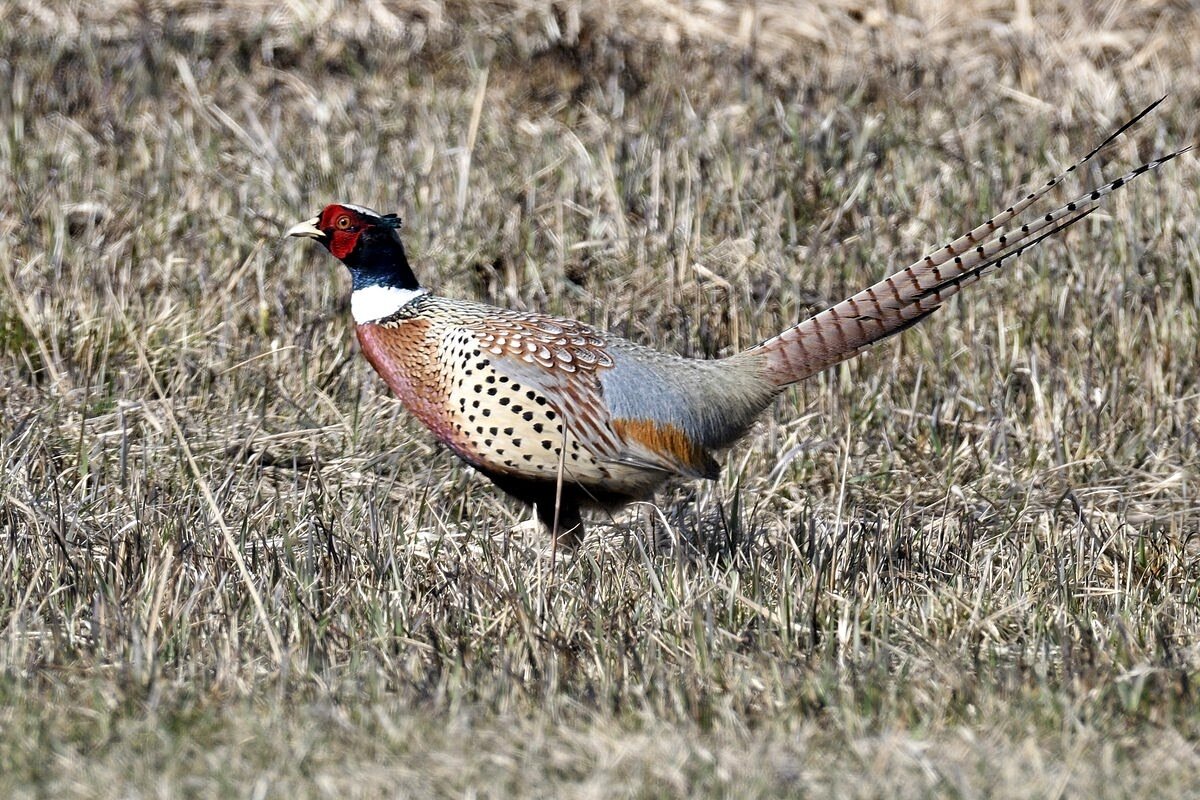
[287, 99, 1187, 546]
[356, 295, 776, 505]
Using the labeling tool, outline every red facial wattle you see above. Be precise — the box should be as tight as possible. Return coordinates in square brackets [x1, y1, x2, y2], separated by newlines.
[328, 227, 362, 259]
[317, 205, 366, 260]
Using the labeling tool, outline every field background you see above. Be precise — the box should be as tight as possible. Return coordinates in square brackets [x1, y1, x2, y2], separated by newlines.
[2, 0, 1200, 796]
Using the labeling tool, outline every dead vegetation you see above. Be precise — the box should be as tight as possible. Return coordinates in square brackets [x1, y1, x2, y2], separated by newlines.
[1, 1, 1199, 796]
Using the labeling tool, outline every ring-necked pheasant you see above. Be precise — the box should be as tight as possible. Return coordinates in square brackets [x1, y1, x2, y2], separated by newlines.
[287, 99, 1187, 547]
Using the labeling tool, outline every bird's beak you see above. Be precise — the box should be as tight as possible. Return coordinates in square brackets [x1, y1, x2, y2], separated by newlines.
[285, 216, 325, 240]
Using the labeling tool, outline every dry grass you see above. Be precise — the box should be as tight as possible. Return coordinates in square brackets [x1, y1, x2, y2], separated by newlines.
[2, 0, 1200, 796]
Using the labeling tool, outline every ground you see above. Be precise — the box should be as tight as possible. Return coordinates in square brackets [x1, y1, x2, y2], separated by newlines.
[2, 1, 1199, 797]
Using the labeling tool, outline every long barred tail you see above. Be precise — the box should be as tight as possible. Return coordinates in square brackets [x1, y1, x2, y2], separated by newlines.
[742, 101, 1189, 388]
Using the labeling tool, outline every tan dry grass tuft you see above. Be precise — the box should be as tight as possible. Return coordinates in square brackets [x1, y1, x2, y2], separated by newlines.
[2, 0, 1199, 796]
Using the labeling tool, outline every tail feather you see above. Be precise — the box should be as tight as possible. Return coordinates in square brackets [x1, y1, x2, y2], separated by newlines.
[742, 103, 1188, 388]
[908, 96, 1165, 279]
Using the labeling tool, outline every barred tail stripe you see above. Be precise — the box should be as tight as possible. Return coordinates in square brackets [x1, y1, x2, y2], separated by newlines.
[750, 141, 1190, 387]
[909, 147, 1190, 304]
[911, 96, 1165, 279]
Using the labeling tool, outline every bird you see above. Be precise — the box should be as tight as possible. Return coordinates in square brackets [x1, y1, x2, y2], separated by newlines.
[287, 99, 1187, 548]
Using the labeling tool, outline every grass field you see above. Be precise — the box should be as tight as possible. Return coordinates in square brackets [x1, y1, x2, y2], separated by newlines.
[2, 0, 1199, 796]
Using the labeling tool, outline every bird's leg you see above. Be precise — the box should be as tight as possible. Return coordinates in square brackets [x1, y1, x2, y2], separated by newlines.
[540, 500, 584, 550]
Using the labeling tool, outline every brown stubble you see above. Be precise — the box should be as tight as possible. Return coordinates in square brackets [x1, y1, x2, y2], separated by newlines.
[1, 1, 1200, 797]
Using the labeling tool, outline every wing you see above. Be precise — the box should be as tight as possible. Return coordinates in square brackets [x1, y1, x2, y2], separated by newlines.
[463, 311, 718, 485]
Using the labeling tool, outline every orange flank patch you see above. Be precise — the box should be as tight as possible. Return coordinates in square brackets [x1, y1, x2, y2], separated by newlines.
[612, 418, 720, 479]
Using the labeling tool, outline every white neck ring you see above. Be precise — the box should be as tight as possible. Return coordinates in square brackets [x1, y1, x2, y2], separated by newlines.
[351, 285, 426, 324]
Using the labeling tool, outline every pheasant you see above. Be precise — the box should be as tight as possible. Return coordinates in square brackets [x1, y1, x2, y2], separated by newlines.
[287, 99, 1187, 547]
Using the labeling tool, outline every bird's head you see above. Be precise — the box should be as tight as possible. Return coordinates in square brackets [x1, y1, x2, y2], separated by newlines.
[286, 203, 419, 292]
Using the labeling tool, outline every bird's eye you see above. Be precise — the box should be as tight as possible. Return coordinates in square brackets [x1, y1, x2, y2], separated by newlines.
[335, 215, 352, 230]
